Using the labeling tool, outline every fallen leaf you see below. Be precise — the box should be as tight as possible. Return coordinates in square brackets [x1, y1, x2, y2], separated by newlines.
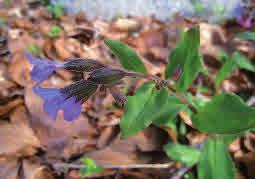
[8, 52, 34, 86]
[0, 98, 23, 115]
[0, 157, 20, 179]
[22, 159, 54, 179]
[0, 119, 41, 157]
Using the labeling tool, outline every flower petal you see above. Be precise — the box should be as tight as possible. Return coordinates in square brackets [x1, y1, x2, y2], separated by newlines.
[26, 53, 65, 85]
[33, 87, 82, 121]
[61, 97, 82, 121]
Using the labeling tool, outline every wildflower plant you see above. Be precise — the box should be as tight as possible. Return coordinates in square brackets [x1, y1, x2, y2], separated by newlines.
[27, 26, 255, 178]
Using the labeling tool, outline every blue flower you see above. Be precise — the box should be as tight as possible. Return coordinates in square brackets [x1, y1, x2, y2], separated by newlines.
[33, 87, 82, 121]
[33, 80, 98, 121]
[26, 53, 65, 85]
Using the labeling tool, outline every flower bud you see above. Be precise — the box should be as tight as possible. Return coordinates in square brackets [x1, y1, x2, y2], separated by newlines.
[88, 68, 127, 85]
[61, 80, 98, 102]
[64, 59, 105, 72]
[109, 87, 127, 107]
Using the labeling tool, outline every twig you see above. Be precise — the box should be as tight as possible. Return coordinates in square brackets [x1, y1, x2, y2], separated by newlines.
[53, 162, 174, 170]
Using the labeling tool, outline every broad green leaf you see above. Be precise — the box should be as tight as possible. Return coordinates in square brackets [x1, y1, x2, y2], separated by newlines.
[104, 39, 147, 73]
[177, 53, 202, 92]
[237, 31, 255, 40]
[79, 158, 104, 177]
[232, 52, 255, 72]
[153, 94, 188, 130]
[193, 93, 255, 134]
[215, 58, 238, 86]
[165, 26, 201, 92]
[198, 139, 236, 179]
[164, 143, 201, 166]
[120, 83, 168, 138]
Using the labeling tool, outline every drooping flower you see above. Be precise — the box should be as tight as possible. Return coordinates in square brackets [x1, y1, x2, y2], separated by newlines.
[26, 53, 105, 85]
[33, 80, 98, 121]
[26, 53, 65, 85]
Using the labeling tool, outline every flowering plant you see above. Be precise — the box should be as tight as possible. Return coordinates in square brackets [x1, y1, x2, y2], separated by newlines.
[27, 26, 255, 178]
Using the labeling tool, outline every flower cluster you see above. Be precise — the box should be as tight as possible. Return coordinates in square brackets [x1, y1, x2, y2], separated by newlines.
[27, 53, 127, 121]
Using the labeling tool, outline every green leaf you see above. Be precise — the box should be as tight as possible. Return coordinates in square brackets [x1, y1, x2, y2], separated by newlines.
[26, 44, 42, 55]
[220, 134, 240, 145]
[120, 83, 168, 138]
[237, 31, 255, 40]
[153, 94, 188, 129]
[164, 143, 201, 166]
[79, 158, 104, 177]
[198, 139, 236, 179]
[104, 38, 147, 73]
[185, 93, 207, 110]
[165, 26, 202, 92]
[232, 52, 255, 72]
[217, 51, 229, 63]
[215, 57, 238, 86]
[47, 25, 62, 38]
[46, 4, 64, 18]
[193, 93, 255, 134]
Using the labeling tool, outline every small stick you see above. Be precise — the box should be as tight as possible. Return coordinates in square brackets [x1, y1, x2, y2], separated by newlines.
[53, 162, 174, 170]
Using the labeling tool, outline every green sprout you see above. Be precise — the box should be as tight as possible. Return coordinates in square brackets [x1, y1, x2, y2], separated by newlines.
[26, 44, 42, 55]
[47, 25, 62, 38]
[213, 3, 226, 16]
[193, 0, 204, 14]
[79, 158, 104, 177]
[46, 3, 65, 18]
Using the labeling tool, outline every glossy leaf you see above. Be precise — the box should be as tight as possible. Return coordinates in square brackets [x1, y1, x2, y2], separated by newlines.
[232, 52, 255, 72]
[193, 93, 255, 134]
[215, 58, 238, 86]
[165, 26, 201, 92]
[104, 38, 147, 73]
[164, 143, 201, 166]
[79, 158, 104, 177]
[237, 31, 255, 40]
[198, 139, 236, 179]
[120, 83, 168, 138]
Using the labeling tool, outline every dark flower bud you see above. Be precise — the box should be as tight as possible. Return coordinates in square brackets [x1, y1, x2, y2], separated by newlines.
[64, 59, 105, 72]
[60, 80, 98, 103]
[88, 67, 127, 85]
[109, 87, 127, 107]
